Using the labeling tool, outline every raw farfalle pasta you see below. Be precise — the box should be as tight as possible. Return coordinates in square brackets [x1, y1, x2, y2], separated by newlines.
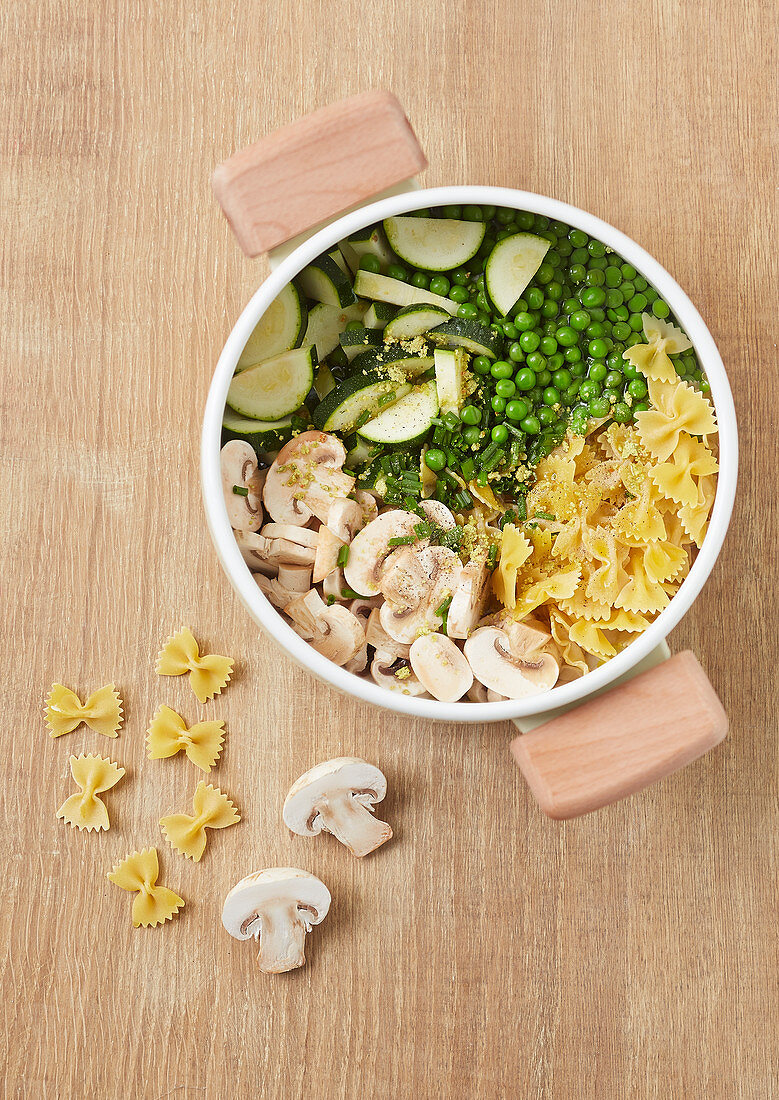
[160, 782, 240, 862]
[156, 628, 234, 704]
[623, 312, 693, 384]
[636, 377, 717, 462]
[56, 753, 125, 832]
[45, 683, 123, 739]
[107, 847, 184, 928]
[146, 705, 225, 772]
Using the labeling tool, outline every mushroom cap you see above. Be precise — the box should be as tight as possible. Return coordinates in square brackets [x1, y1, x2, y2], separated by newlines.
[221, 440, 262, 532]
[222, 868, 331, 940]
[464, 626, 559, 699]
[283, 757, 388, 837]
[409, 633, 473, 702]
[379, 545, 459, 643]
[343, 510, 421, 596]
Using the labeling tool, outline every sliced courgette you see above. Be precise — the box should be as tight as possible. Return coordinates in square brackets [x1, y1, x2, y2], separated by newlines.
[339, 327, 383, 361]
[350, 342, 434, 378]
[345, 436, 375, 468]
[363, 301, 398, 329]
[222, 411, 295, 452]
[353, 270, 459, 316]
[428, 318, 503, 359]
[341, 225, 395, 273]
[314, 363, 336, 400]
[227, 346, 317, 421]
[358, 380, 439, 446]
[383, 216, 486, 271]
[312, 372, 412, 433]
[298, 254, 356, 308]
[303, 302, 365, 360]
[237, 282, 307, 370]
[434, 347, 470, 414]
[383, 304, 451, 341]
[485, 232, 551, 316]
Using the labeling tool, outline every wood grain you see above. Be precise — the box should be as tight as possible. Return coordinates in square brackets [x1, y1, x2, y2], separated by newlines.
[0, 0, 776, 1097]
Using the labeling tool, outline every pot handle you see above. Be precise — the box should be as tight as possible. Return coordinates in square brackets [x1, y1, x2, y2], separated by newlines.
[212, 91, 427, 257]
[510, 650, 727, 819]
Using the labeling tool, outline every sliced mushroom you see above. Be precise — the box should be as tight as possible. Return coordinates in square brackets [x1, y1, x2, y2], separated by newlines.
[221, 440, 263, 532]
[263, 431, 355, 526]
[326, 498, 364, 542]
[322, 568, 346, 603]
[409, 633, 473, 702]
[254, 572, 301, 611]
[283, 758, 392, 858]
[313, 525, 344, 584]
[285, 589, 365, 666]
[379, 545, 460, 644]
[466, 680, 489, 703]
[370, 654, 429, 696]
[419, 499, 456, 529]
[464, 627, 559, 699]
[260, 523, 319, 548]
[345, 644, 368, 674]
[446, 553, 490, 640]
[349, 598, 381, 631]
[487, 689, 509, 702]
[258, 535, 316, 567]
[343, 510, 421, 596]
[277, 563, 312, 594]
[234, 530, 276, 575]
[222, 868, 331, 973]
[365, 608, 411, 659]
[353, 490, 379, 526]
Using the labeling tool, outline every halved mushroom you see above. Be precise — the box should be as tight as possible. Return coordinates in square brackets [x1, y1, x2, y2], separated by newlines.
[221, 868, 331, 974]
[446, 552, 490, 640]
[379, 545, 460, 644]
[285, 589, 365, 666]
[464, 627, 559, 699]
[409, 633, 473, 702]
[313, 525, 343, 583]
[221, 440, 263, 532]
[263, 431, 355, 526]
[370, 653, 429, 696]
[283, 757, 392, 858]
[326, 498, 364, 542]
[419, 499, 456, 529]
[343, 510, 421, 596]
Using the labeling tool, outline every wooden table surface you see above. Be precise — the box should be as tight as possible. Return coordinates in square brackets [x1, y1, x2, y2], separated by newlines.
[2, 1, 776, 1097]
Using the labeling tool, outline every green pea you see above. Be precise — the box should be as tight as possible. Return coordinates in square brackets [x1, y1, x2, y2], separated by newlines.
[491, 424, 509, 443]
[507, 342, 524, 363]
[589, 363, 607, 382]
[462, 204, 483, 221]
[585, 269, 605, 287]
[525, 287, 544, 310]
[587, 240, 606, 258]
[644, 288, 658, 303]
[581, 287, 606, 310]
[589, 338, 609, 358]
[605, 267, 622, 288]
[515, 368, 535, 391]
[548, 353, 565, 370]
[634, 275, 648, 291]
[570, 410, 589, 435]
[700, 380, 711, 393]
[621, 263, 637, 279]
[472, 355, 492, 375]
[543, 386, 560, 406]
[458, 303, 478, 319]
[424, 448, 446, 472]
[569, 264, 587, 283]
[569, 228, 589, 248]
[387, 263, 408, 281]
[448, 285, 469, 304]
[495, 378, 516, 399]
[519, 331, 540, 353]
[578, 379, 600, 402]
[627, 379, 648, 400]
[477, 309, 491, 326]
[565, 381, 581, 401]
[463, 426, 481, 446]
[538, 407, 557, 426]
[506, 399, 529, 421]
[534, 263, 552, 285]
[345, 319, 364, 332]
[542, 300, 560, 322]
[441, 205, 462, 219]
[546, 282, 564, 302]
[491, 395, 507, 413]
[539, 336, 557, 356]
[605, 370, 623, 388]
[520, 415, 540, 435]
[569, 310, 589, 332]
[628, 313, 644, 331]
[477, 292, 491, 312]
[496, 207, 515, 224]
[359, 254, 381, 273]
[564, 346, 582, 363]
[482, 205, 497, 219]
[536, 369, 552, 386]
[461, 404, 481, 425]
[588, 396, 610, 417]
[552, 368, 572, 389]
[612, 321, 631, 341]
[516, 211, 535, 230]
[429, 275, 450, 295]
[626, 333, 643, 347]
[652, 299, 670, 319]
[511, 313, 532, 336]
[556, 325, 578, 347]
[491, 359, 514, 380]
[533, 215, 550, 231]
[586, 322, 606, 339]
[621, 280, 636, 299]
[628, 293, 647, 313]
[633, 400, 649, 413]
[604, 387, 622, 405]
[570, 360, 585, 377]
[613, 305, 630, 322]
[503, 322, 519, 339]
[451, 267, 469, 285]
[612, 402, 632, 423]
[563, 297, 579, 314]
[526, 352, 546, 371]
[571, 247, 589, 264]
[410, 271, 429, 289]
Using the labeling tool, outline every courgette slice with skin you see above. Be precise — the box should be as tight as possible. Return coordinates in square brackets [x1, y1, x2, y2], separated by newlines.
[339, 327, 383, 361]
[363, 301, 398, 329]
[237, 282, 307, 370]
[383, 216, 486, 271]
[485, 232, 551, 316]
[298, 254, 357, 308]
[383, 304, 451, 341]
[353, 270, 459, 316]
[434, 347, 470, 414]
[312, 372, 412, 433]
[221, 411, 295, 453]
[341, 225, 395, 274]
[227, 346, 317, 421]
[358, 380, 439, 446]
[303, 302, 365, 360]
[350, 342, 434, 378]
[428, 318, 503, 359]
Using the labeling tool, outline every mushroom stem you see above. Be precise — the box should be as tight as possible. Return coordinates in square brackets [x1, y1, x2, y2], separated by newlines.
[255, 900, 309, 973]
[313, 793, 392, 857]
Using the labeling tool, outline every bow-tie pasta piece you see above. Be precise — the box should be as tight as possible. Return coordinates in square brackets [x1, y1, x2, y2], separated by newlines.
[107, 848, 184, 928]
[623, 313, 693, 384]
[45, 683, 123, 739]
[146, 705, 225, 773]
[56, 754, 125, 832]
[156, 628, 234, 704]
[160, 782, 240, 862]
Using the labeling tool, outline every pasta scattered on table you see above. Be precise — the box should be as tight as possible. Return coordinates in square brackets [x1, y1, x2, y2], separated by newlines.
[107, 848, 184, 928]
[156, 628, 234, 703]
[56, 753, 125, 832]
[160, 781, 240, 862]
[45, 683, 123, 739]
[146, 705, 225, 772]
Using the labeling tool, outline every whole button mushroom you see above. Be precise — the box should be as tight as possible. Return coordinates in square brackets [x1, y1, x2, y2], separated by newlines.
[283, 757, 393, 858]
[222, 868, 331, 974]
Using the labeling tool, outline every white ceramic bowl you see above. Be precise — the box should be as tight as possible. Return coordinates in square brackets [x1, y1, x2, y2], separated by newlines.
[202, 186, 737, 723]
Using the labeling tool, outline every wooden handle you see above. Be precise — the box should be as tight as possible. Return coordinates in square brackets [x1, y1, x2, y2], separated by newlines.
[212, 91, 427, 257]
[510, 651, 728, 820]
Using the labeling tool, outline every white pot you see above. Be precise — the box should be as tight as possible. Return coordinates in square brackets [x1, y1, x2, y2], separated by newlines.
[202, 183, 737, 727]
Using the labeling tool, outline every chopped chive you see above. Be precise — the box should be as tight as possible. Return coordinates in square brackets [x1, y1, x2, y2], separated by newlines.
[232, 485, 249, 496]
[481, 448, 505, 474]
[326, 594, 336, 606]
[413, 521, 432, 539]
[534, 511, 556, 521]
[460, 458, 476, 481]
[356, 410, 372, 428]
[435, 595, 453, 617]
[487, 544, 499, 568]
[516, 496, 527, 521]
[342, 468, 357, 478]
[377, 390, 397, 407]
[340, 585, 362, 599]
[337, 544, 350, 567]
[388, 535, 416, 547]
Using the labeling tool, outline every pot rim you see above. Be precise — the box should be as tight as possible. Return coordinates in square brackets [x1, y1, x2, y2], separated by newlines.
[202, 185, 737, 722]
